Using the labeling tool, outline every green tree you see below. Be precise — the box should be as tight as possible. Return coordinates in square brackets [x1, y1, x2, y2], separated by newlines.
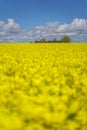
[61, 35, 71, 43]
[52, 38, 57, 43]
[40, 38, 46, 43]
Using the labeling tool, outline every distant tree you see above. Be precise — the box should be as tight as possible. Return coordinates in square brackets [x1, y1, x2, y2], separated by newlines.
[40, 38, 46, 43]
[61, 35, 71, 43]
[34, 40, 39, 43]
[52, 38, 57, 43]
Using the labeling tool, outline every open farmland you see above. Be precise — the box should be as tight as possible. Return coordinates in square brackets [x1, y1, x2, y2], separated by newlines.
[0, 43, 87, 130]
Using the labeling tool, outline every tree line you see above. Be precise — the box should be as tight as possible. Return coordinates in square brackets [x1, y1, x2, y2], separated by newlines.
[34, 35, 71, 43]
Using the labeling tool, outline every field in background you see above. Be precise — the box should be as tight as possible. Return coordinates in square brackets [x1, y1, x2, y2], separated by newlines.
[0, 43, 87, 130]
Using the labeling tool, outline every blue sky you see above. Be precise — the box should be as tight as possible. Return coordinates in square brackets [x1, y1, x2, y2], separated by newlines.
[0, 0, 87, 42]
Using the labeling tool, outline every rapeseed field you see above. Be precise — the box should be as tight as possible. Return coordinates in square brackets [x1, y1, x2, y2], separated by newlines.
[0, 43, 87, 130]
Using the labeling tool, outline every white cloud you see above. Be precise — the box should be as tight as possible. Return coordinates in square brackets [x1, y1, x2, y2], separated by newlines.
[71, 18, 87, 29]
[0, 18, 87, 42]
[0, 21, 4, 27]
[3, 18, 21, 33]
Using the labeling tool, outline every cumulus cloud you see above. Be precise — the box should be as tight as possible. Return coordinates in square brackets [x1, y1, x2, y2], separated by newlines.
[25, 18, 87, 42]
[0, 18, 87, 42]
[0, 18, 22, 42]
[0, 21, 4, 27]
[3, 18, 21, 33]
